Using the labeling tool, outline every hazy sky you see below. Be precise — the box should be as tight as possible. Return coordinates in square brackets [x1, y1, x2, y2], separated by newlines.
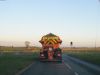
[0, 0, 100, 47]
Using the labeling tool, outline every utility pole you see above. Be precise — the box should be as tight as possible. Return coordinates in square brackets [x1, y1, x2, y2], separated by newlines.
[70, 41, 73, 48]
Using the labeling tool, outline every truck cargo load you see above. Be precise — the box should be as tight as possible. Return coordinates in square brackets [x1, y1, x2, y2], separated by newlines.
[39, 33, 62, 61]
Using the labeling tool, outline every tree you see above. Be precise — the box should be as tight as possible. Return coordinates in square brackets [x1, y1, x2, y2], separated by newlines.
[25, 41, 30, 48]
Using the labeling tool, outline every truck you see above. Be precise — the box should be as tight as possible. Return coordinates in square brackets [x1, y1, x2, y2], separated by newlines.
[39, 33, 62, 61]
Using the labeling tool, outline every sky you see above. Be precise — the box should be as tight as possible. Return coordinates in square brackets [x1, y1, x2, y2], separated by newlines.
[0, 0, 100, 47]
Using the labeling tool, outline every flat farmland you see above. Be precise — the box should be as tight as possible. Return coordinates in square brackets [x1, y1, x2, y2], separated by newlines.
[0, 48, 39, 75]
[63, 47, 100, 66]
[0, 47, 100, 75]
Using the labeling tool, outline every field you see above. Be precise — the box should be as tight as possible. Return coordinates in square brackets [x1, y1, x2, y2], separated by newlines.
[0, 47, 100, 75]
[0, 47, 39, 75]
[63, 47, 100, 66]
[0, 46, 40, 52]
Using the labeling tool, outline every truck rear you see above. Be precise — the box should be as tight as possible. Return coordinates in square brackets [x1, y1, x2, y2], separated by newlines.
[39, 33, 62, 62]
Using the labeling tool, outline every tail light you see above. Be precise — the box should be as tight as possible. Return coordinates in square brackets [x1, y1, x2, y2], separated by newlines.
[57, 54, 61, 56]
[41, 54, 44, 56]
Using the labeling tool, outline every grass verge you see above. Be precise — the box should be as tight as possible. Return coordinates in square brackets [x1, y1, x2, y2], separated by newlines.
[0, 52, 39, 75]
[65, 51, 100, 66]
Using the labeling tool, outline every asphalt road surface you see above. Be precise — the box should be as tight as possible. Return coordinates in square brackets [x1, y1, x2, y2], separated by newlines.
[20, 54, 100, 75]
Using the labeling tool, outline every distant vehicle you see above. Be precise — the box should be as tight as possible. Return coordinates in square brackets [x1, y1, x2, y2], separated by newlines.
[39, 33, 62, 62]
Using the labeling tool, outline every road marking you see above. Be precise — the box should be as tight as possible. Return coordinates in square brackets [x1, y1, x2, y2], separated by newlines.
[65, 63, 72, 70]
[15, 62, 35, 75]
[75, 72, 79, 75]
[63, 60, 72, 70]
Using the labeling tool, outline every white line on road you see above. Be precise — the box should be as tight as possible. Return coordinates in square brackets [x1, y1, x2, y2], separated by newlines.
[15, 62, 35, 75]
[65, 63, 72, 70]
[63, 60, 72, 70]
[75, 72, 79, 75]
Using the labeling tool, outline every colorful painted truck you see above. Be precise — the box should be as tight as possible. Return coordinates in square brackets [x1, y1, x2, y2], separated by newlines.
[39, 33, 62, 61]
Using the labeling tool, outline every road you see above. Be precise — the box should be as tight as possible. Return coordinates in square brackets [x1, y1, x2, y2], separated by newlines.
[20, 54, 100, 75]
